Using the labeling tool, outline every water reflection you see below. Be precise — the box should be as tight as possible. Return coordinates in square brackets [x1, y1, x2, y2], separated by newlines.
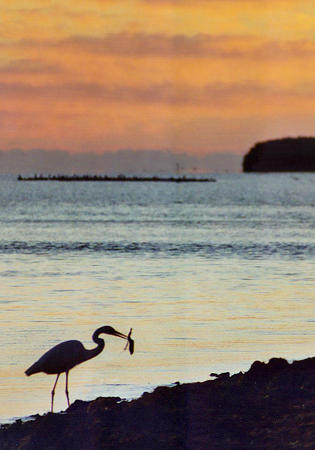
[0, 174, 314, 420]
[0, 253, 313, 420]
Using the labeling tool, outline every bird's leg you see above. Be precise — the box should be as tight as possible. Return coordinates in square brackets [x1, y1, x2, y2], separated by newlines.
[65, 371, 70, 408]
[51, 373, 60, 413]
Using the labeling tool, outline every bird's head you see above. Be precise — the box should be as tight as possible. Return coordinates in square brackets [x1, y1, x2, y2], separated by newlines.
[93, 326, 134, 355]
[97, 326, 127, 339]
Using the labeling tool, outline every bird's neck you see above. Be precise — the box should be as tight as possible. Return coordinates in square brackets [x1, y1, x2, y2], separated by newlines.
[84, 333, 105, 362]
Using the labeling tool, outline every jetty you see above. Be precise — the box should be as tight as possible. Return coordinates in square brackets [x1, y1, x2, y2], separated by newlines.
[17, 174, 216, 182]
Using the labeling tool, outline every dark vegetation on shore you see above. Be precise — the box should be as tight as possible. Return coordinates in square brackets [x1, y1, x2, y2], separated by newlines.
[1, 356, 314, 449]
[17, 174, 216, 182]
[243, 137, 315, 172]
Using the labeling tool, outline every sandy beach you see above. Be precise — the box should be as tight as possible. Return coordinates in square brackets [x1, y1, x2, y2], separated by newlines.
[1, 356, 314, 449]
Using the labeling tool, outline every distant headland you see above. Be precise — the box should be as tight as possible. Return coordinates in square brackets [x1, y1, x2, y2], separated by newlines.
[243, 137, 315, 172]
[17, 174, 216, 183]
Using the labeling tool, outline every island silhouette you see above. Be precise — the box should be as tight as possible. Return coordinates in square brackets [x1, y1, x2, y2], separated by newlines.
[243, 137, 315, 172]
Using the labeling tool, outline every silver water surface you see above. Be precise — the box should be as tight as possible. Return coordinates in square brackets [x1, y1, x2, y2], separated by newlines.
[0, 173, 314, 420]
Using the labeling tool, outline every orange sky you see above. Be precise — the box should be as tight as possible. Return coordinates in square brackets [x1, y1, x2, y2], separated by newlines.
[1, 0, 314, 154]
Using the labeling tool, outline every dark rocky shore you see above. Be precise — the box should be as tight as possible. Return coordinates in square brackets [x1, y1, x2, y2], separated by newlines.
[1, 357, 314, 449]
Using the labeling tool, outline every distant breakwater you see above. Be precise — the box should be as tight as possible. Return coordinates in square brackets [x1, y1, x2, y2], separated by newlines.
[17, 174, 216, 182]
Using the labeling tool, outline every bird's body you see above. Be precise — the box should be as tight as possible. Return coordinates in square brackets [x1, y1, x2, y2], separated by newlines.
[25, 326, 134, 412]
[25, 340, 101, 376]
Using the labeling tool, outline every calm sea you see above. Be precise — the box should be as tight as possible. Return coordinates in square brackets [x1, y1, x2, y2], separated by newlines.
[0, 173, 314, 421]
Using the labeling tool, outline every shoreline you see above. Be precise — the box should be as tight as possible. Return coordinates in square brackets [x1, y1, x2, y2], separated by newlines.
[1, 355, 314, 449]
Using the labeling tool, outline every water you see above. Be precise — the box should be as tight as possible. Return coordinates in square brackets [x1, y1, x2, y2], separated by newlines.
[0, 173, 314, 421]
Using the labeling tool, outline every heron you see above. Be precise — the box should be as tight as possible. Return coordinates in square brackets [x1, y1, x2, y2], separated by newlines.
[25, 326, 134, 412]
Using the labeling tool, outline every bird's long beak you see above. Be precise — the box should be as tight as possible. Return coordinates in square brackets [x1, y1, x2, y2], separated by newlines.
[113, 330, 128, 339]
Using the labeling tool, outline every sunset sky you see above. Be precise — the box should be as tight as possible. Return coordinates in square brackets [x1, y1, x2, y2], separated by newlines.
[1, 0, 314, 155]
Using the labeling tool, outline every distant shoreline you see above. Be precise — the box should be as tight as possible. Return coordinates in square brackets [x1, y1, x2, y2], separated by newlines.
[17, 174, 216, 183]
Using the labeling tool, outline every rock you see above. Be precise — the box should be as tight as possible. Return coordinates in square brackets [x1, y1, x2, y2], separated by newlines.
[1, 356, 315, 449]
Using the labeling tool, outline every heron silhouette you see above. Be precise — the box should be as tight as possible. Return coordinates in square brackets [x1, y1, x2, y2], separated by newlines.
[25, 326, 134, 412]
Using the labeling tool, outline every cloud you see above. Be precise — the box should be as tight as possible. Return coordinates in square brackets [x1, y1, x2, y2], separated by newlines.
[13, 33, 313, 61]
[73, 0, 297, 3]
[2, 30, 314, 64]
[0, 80, 313, 106]
[139, 0, 296, 4]
[0, 59, 63, 75]
[62, 33, 246, 58]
